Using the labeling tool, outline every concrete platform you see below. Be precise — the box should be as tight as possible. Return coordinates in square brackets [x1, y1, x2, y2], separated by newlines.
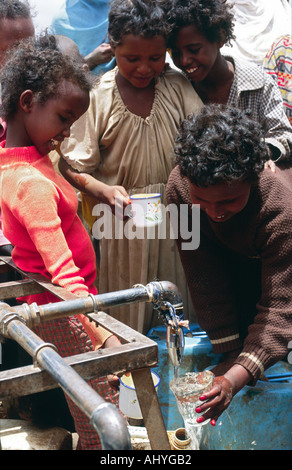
[0, 419, 72, 450]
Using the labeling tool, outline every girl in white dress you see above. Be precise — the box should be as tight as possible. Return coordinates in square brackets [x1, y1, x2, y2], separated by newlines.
[59, 0, 203, 334]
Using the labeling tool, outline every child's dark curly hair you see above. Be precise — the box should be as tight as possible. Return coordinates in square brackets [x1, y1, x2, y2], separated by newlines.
[108, 0, 171, 48]
[164, 0, 235, 47]
[174, 104, 267, 187]
[0, 35, 92, 121]
[0, 0, 31, 20]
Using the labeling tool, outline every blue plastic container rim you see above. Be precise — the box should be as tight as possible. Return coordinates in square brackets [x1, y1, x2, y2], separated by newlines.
[119, 370, 161, 390]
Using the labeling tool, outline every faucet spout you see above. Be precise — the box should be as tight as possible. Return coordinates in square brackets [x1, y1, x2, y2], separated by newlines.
[161, 300, 185, 371]
[166, 324, 185, 368]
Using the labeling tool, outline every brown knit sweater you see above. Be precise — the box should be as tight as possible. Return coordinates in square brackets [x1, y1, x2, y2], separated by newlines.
[166, 164, 292, 383]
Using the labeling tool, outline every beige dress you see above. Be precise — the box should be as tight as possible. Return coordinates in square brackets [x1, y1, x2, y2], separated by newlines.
[60, 66, 203, 334]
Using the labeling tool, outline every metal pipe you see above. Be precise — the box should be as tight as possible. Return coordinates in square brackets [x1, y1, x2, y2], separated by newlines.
[1, 280, 185, 372]
[0, 308, 131, 450]
[5, 281, 183, 329]
[0, 281, 184, 448]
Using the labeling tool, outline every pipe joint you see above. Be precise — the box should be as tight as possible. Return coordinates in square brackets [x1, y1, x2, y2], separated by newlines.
[145, 281, 184, 325]
[88, 293, 100, 315]
[90, 402, 132, 450]
[27, 302, 42, 328]
[0, 306, 27, 338]
[32, 342, 58, 368]
[3, 302, 43, 330]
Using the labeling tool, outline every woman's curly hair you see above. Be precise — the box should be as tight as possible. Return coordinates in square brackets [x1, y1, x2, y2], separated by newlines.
[164, 0, 235, 47]
[108, 0, 171, 47]
[174, 104, 267, 187]
[0, 35, 92, 121]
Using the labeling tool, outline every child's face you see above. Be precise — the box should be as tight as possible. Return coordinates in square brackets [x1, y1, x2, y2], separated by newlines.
[188, 179, 251, 223]
[170, 24, 223, 83]
[0, 18, 35, 67]
[23, 80, 89, 156]
[113, 34, 166, 88]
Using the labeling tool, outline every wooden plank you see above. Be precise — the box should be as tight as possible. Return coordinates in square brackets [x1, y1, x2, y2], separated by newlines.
[132, 368, 171, 450]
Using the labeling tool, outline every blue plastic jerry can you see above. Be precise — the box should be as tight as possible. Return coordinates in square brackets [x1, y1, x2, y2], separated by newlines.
[200, 361, 292, 450]
[147, 323, 292, 450]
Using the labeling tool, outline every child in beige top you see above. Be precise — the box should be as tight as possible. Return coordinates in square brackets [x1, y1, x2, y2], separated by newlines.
[59, 0, 203, 334]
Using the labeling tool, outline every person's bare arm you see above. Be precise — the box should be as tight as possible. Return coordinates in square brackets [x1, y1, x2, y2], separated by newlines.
[58, 157, 130, 215]
[85, 43, 113, 70]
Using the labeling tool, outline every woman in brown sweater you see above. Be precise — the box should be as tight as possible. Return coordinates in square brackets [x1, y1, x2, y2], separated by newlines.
[166, 104, 292, 425]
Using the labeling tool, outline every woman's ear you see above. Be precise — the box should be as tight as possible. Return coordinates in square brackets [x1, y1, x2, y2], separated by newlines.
[19, 90, 34, 113]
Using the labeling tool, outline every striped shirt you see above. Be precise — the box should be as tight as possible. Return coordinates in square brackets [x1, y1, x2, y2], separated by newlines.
[226, 55, 292, 161]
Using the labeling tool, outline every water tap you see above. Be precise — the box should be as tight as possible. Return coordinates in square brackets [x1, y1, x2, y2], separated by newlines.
[164, 302, 185, 368]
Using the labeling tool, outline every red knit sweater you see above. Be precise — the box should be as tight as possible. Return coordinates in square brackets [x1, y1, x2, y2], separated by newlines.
[166, 164, 292, 383]
[0, 143, 110, 348]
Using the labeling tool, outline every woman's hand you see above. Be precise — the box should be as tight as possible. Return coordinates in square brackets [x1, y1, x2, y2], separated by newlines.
[195, 375, 234, 426]
[195, 364, 252, 426]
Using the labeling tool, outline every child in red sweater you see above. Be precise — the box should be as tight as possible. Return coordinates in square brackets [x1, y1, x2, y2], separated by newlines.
[0, 36, 122, 450]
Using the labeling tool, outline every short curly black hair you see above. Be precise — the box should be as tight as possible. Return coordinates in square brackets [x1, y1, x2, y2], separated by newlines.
[108, 0, 171, 48]
[0, 0, 31, 20]
[174, 104, 267, 187]
[164, 0, 235, 47]
[0, 35, 92, 121]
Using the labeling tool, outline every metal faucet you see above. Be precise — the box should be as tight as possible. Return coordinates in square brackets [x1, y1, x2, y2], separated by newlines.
[163, 301, 185, 372]
[166, 324, 185, 368]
